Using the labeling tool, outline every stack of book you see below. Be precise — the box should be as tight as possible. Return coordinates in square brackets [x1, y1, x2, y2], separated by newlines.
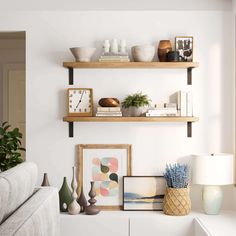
[99, 52, 130, 62]
[96, 107, 122, 117]
[170, 91, 193, 116]
[146, 104, 178, 117]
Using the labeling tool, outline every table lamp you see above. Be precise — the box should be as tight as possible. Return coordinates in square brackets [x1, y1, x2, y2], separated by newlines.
[191, 153, 234, 215]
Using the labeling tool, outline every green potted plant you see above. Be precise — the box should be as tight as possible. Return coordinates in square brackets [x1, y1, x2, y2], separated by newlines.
[122, 91, 151, 117]
[0, 122, 25, 172]
[163, 163, 191, 216]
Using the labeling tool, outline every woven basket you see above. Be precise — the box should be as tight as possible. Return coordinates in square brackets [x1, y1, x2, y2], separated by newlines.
[163, 187, 191, 216]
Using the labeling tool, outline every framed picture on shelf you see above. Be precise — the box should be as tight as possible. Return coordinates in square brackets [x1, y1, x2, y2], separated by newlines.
[78, 144, 132, 210]
[123, 176, 166, 211]
[175, 36, 193, 62]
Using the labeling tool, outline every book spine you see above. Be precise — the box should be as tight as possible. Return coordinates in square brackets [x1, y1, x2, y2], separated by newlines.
[96, 112, 122, 115]
[146, 113, 178, 117]
[97, 107, 121, 112]
[96, 114, 122, 117]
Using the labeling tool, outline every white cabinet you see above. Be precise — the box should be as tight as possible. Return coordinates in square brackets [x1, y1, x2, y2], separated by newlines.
[60, 213, 129, 236]
[130, 214, 194, 236]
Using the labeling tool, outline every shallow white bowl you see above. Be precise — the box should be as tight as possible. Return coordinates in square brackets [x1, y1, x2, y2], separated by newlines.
[131, 45, 155, 62]
[70, 47, 96, 62]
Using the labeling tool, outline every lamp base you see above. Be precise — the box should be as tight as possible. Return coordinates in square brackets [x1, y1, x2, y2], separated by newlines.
[202, 185, 223, 215]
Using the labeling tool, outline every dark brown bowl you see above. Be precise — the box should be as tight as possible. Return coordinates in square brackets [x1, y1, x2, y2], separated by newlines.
[98, 98, 120, 107]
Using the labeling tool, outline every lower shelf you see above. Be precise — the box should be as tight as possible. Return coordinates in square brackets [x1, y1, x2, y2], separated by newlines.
[63, 116, 199, 138]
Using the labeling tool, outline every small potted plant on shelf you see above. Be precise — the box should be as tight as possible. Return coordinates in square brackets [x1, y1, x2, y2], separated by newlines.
[0, 122, 25, 172]
[122, 91, 151, 117]
[163, 163, 191, 216]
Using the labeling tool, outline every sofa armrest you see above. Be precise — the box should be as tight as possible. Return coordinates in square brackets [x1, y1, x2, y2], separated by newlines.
[0, 187, 60, 236]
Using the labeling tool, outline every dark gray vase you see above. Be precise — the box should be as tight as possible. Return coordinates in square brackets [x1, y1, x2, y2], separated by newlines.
[59, 177, 73, 212]
[85, 181, 100, 215]
[78, 186, 87, 212]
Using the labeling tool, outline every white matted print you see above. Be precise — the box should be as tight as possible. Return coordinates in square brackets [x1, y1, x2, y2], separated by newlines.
[123, 176, 166, 211]
[175, 36, 193, 62]
[78, 144, 132, 210]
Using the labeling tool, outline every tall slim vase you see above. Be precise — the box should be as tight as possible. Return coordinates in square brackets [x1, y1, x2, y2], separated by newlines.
[68, 166, 80, 215]
[59, 177, 73, 212]
[78, 186, 87, 212]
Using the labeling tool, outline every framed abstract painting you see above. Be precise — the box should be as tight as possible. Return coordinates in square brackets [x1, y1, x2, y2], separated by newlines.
[78, 144, 132, 210]
[123, 176, 166, 211]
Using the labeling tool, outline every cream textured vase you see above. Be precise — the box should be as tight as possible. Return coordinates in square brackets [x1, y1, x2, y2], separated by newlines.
[202, 186, 223, 215]
[68, 166, 80, 215]
[163, 187, 191, 216]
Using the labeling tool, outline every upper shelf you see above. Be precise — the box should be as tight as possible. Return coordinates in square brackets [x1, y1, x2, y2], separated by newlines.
[63, 61, 199, 69]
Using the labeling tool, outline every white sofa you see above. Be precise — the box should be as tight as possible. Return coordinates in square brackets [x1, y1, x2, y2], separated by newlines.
[0, 162, 60, 236]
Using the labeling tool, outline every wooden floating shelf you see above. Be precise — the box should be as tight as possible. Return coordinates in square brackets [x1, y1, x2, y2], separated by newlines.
[63, 116, 199, 122]
[63, 61, 199, 69]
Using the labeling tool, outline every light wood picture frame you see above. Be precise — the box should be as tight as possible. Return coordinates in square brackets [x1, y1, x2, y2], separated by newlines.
[175, 36, 194, 62]
[78, 144, 132, 210]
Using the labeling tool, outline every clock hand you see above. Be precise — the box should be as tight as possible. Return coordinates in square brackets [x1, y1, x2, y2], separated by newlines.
[76, 90, 85, 108]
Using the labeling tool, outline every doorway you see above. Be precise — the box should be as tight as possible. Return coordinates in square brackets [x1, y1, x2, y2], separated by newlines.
[0, 32, 26, 159]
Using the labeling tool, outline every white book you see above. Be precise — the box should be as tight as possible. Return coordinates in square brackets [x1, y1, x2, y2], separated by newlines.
[96, 112, 122, 115]
[96, 114, 122, 117]
[187, 92, 193, 116]
[146, 113, 178, 117]
[97, 107, 121, 112]
[148, 108, 177, 113]
[99, 59, 130, 62]
[170, 91, 187, 116]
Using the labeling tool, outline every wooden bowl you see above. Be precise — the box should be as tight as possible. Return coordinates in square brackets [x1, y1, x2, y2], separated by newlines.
[98, 98, 120, 107]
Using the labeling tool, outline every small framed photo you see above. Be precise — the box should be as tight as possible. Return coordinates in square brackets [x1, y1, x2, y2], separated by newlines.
[123, 176, 166, 211]
[78, 144, 132, 210]
[175, 36, 193, 62]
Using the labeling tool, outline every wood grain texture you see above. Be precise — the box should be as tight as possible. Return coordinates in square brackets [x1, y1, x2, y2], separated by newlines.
[63, 61, 199, 69]
[63, 116, 199, 122]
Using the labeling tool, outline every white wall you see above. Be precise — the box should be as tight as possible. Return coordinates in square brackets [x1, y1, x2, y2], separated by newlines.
[0, 38, 25, 123]
[0, 0, 232, 11]
[0, 10, 233, 209]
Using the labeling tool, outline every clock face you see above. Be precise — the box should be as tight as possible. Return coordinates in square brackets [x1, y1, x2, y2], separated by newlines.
[68, 88, 93, 116]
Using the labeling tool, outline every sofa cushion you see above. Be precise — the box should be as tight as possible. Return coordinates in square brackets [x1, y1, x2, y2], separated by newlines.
[0, 187, 60, 236]
[0, 162, 38, 223]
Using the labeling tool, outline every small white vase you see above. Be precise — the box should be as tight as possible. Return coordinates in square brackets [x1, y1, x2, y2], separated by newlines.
[111, 39, 118, 54]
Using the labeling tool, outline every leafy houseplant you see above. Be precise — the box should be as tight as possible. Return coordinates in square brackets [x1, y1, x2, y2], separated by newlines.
[163, 163, 191, 216]
[122, 92, 151, 117]
[0, 122, 25, 172]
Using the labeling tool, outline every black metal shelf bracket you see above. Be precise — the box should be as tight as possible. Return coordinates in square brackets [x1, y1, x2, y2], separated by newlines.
[187, 68, 192, 85]
[69, 68, 74, 85]
[69, 122, 74, 137]
[187, 122, 192, 137]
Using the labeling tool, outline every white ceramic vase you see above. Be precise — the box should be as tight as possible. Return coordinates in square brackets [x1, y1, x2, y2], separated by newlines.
[124, 106, 148, 117]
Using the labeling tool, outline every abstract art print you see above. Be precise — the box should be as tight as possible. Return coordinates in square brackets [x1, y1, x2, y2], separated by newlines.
[123, 176, 166, 211]
[175, 36, 193, 62]
[78, 144, 132, 210]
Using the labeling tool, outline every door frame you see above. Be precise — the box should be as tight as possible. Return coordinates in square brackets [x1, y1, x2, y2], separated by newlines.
[2, 63, 25, 122]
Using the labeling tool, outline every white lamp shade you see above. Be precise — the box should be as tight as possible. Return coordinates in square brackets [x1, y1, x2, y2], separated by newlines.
[191, 154, 234, 185]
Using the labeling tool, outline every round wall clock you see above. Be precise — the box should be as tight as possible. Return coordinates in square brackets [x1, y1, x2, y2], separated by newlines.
[68, 88, 93, 116]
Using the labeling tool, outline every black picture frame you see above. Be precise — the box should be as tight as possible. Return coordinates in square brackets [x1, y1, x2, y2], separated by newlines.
[123, 176, 166, 211]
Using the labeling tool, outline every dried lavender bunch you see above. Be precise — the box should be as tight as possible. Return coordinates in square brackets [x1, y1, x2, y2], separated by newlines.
[163, 163, 190, 188]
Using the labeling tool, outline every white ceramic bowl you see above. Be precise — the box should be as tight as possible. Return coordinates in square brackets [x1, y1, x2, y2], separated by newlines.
[131, 45, 155, 62]
[70, 47, 96, 62]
